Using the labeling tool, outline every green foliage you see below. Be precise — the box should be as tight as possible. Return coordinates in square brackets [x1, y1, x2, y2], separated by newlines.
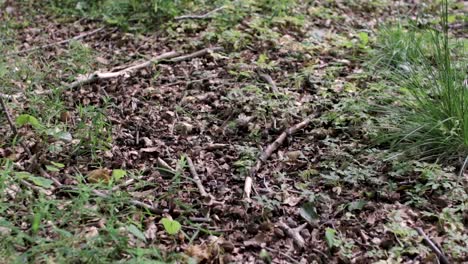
[372, 2, 468, 162]
[48, 0, 202, 29]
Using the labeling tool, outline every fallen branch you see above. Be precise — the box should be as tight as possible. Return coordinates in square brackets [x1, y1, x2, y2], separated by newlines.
[7, 27, 105, 56]
[174, 6, 225, 21]
[243, 113, 320, 200]
[67, 51, 180, 89]
[278, 221, 308, 248]
[67, 46, 223, 89]
[415, 227, 450, 264]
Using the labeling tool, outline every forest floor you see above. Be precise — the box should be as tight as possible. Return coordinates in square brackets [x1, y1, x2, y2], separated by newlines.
[0, 1, 467, 263]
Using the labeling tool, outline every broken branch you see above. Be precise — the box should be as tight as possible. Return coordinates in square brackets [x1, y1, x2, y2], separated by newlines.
[67, 51, 180, 89]
[67, 46, 223, 89]
[278, 221, 308, 248]
[244, 113, 320, 200]
[7, 27, 105, 56]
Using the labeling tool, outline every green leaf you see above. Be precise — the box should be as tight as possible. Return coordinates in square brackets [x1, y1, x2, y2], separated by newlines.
[447, 15, 456, 23]
[160, 218, 181, 235]
[348, 200, 366, 211]
[127, 224, 147, 242]
[112, 169, 127, 181]
[29, 176, 54, 188]
[45, 165, 60, 172]
[50, 161, 65, 168]
[299, 202, 319, 224]
[15, 171, 54, 188]
[325, 228, 338, 248]
[358, 32, 369, 46]
[16, 114, 41, 129]
[31, 212, 41, 234]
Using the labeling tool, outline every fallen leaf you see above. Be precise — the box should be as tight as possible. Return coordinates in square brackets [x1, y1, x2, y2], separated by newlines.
[87, 169, 111, 184]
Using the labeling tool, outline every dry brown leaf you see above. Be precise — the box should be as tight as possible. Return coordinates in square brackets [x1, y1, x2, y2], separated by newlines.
[185, 244, 211, 262]
[87, 168, 111, 184]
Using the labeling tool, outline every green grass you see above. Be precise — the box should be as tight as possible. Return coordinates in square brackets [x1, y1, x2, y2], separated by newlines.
[372, 1, 468, 163]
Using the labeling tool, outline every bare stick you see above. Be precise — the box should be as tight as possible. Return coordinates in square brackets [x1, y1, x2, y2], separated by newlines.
[459, 155, 468, 178]
[67, 46, 222, 89]
[0, 95, 32, 156]
[186, 156, 208, 197]
[278, 221, 308, 248]
[7, 27, 105, 56]
[174, 6, 225, 21]
[67, 51, 180, 89]
[257, 71, 279, 94]
[0, 95, 18, 135]
[415, 227, 450, 264]
[244, 113, 319, 200]
[169, 46, 223, 63]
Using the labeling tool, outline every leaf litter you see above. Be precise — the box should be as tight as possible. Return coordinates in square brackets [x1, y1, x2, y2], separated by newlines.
[0, 0, 467, 263]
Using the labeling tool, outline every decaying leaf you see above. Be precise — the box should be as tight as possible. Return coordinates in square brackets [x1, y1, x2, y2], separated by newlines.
[87, 169, 111, 184]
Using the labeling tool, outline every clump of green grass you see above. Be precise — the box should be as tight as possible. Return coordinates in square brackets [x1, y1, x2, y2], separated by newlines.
[373, 2, 467, 162]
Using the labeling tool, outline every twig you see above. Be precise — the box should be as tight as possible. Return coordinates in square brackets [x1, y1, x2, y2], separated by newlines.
[186, 156, 221, 206]
[168, 46, 223, 63]
[174, 6, 225, 21]
[0, 95, 32, 156]
[257, 71, 279, 94]
[7, 27, 105, 56]
[0, 95, 18, 135]
[67, 46, 222, 89]
[459, 155, 468, 178]
[243, 112, 320, 200]
[415, 227, 450, 264]
[278, 221, 308, 248]
[186, 156, 208, 197]
[67, 51, 180, 89]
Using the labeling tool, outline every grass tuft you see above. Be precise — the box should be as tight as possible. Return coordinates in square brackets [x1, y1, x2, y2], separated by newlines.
[372, 1, 467, 162]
